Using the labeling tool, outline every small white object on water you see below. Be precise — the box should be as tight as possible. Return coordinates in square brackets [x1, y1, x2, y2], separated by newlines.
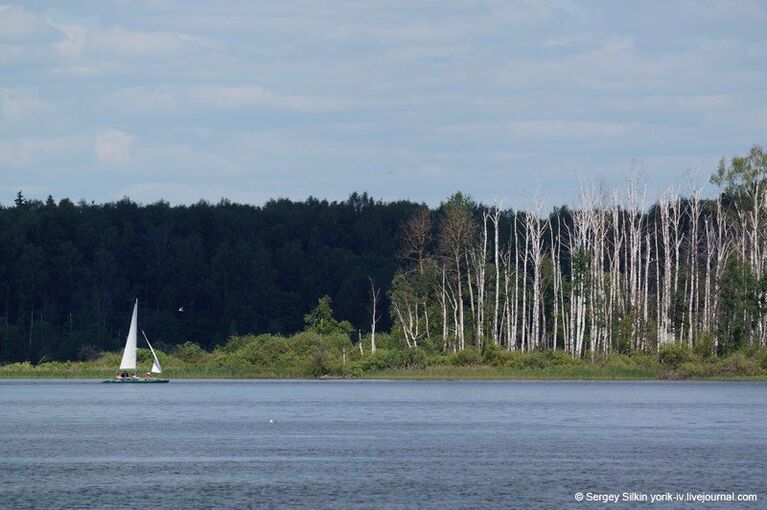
[178, 307, 184, 312]
[269, 418, 276, 424]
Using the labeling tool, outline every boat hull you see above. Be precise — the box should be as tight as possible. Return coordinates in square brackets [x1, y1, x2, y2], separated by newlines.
[102, 379, 169, 383]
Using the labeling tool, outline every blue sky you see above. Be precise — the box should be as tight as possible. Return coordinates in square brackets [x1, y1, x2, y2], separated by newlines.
[1, 1, 766, 207]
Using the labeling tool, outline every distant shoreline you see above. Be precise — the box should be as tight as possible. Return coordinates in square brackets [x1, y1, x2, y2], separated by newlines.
[4, 338, 766, 382]
[2, 366, 765, 382]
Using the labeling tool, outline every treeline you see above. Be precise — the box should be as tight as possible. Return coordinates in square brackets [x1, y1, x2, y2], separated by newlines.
[0, 192, 417, 362]
[389, 145, 767, 357]
[1, 145, 765, 363]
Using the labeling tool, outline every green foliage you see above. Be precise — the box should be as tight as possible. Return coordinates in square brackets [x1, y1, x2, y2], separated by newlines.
[360, 349, 427, 371]
[612, 315, 634, 354]
[216, 335, 252, 354]
[35, 361, 74, 371]
[303, 345, 341, 378]
[304, 295, 333, 331]
[1, 361, 34, 372]
[571, 249, 591, 288]
[661, 350, 766, 379]
[481, 344, 514, 366]
[758, 349, 767, 370]
[676, 362, 717, 379]
[658, 343, 693, 368]
[3, 339, 766, 380]
[291, 331, 352, 358]
[227, 335, 292, 367]
[446, 349, 483, 366]
[201, 331, 355, 377]
[137, 348, 152, 364]
[442, 192, 475, 214]
[86, 352, 121, 368]
[477, 348, 581, 369]
[365, 332, 406, 351]
[488, 351, 514, 367]
[710, 144, 767, 198]
[596, 353, 644, 368]
[717, 256, 758, 353]
[388, 262, 442, 341]
[523, 349, 576, 369]
[719, 353, 764, 377]
[304, 295, 353, 336]
[175, 341, 206, 364]
[693, 333, 715, 359]
[751, 349, 767, 372]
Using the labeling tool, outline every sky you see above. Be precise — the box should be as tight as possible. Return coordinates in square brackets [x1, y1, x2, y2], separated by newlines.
[1, 1, 766, 208]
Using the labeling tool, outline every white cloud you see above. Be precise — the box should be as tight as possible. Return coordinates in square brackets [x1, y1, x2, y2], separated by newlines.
[50, 60, 124, 77]
[508, 120, 628, 140]
[192, 85, 270, 109]
[676, 0, 767, 21]
[0, 135, 90, 167]
[0, 89, 50, 122]
[95, 129, 134, 165]
[92, 27, 214, 59]
[413, 163, 447, 177]
[106, 86, 179, 113]
[136, 144, 240, 175]
[51, 22, 86, 57]
[496, 37, 747, 94]
[47, 17, 218, 63]
[0, 5, 55, 41]
[193, 85, 356, 112]
[386, 43, 473, 61]
[0, 42, 31, 64]
[1, 1, 764, 206]
[436, 119, 630, 142]
[104, 84, 360, 114]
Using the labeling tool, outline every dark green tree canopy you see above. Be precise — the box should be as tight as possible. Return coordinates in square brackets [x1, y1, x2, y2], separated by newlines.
[304, 295, 353, 336]
[0, 193, 419, 362]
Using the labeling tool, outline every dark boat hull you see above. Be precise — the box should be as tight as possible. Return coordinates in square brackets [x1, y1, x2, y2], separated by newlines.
[102, 379, 169, 383]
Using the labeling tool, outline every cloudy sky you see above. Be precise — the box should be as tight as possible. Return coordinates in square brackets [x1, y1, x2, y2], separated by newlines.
[1, 1, 766, 207]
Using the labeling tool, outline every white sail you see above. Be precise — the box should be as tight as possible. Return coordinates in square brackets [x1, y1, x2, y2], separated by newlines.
[119, 299, 138, 370]
[142, 330, 163, 374]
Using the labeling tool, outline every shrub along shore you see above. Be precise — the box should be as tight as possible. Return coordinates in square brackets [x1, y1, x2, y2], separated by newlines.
[2, 332, 766, 380]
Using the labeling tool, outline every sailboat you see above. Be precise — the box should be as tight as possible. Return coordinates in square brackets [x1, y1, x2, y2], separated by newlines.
[103, 299, 169, 383]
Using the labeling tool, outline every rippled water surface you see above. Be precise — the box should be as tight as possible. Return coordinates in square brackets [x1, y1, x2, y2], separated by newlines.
[1, 380, 765, 509]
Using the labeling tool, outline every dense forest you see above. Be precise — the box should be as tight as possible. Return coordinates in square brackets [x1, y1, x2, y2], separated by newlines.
[1, 145, 765, 364]
[0, 192, 417, 362]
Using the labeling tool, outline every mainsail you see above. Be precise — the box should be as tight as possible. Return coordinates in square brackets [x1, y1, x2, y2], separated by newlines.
[142, 330, 163, 374]
[104, 299, 169, 383]
[119, 299, 138, 370]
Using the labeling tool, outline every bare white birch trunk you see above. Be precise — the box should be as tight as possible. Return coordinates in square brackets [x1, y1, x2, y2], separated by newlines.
[492, 207, 502, 346]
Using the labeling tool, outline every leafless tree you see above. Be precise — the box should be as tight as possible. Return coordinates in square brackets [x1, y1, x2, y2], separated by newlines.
[368, 277, 380, 354]
[398, 208, 432, 275]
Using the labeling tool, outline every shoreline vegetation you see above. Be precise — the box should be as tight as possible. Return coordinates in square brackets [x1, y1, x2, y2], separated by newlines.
[3, 146, 767, 380]
[2, 332, 766, 381]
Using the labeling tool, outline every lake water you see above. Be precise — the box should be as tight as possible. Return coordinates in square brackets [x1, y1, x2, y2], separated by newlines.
[1, 380, 765, 509]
